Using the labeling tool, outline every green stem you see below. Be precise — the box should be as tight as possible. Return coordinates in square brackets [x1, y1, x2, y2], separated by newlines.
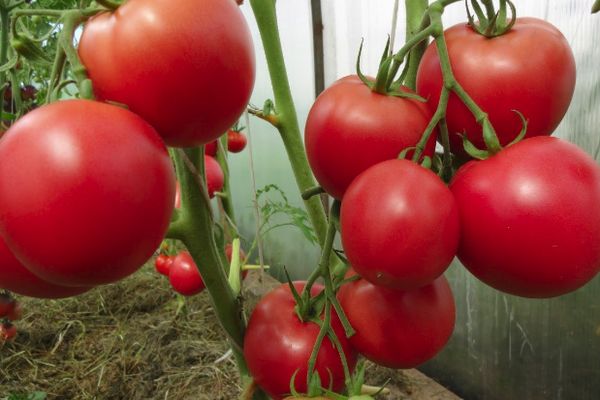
[387, 24, 435, 89]
[216, 135, 237, 224]
[0, 5, 9, 125]
[481, 0, 496, 20]
[249, 0, 329, 247]
[306, 303, 331, 388]
[403, 0, 429, 90]
[59, 10, 94, 100]
[171, 148, 249, 375]
[46, 46, 67, 103]
[95, 0, 121, 10]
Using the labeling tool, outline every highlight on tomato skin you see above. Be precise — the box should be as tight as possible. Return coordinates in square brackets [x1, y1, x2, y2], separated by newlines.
[450, 136, 600, 298]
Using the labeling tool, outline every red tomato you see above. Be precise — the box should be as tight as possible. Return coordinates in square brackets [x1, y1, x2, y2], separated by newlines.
[78, 0, 255, 147]
[7, 301, 22, 321]
[0, 321, 16, 341]
[338, 273, 455, 368]
[0, 236, 90, 298]
[0, 293, 12, 317]
[416, 18, 575, 155]
[244, 282, 357, 400]
[450, 136, 600, 297]
[154, 254, 173, 277]
[305, 75, 436, 199]
[169, 252, 205, 296]
[0, 100, 175, 287]
[205, 140, 218, 157]
[205, 155, 224, 198]
[227, 130, 247, 153]
[341, 159, 459, 290]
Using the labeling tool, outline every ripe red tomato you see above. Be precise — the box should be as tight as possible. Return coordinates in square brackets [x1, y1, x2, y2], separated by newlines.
[227, 130, 247, 153]
[154, 254, 173, 277]
[205, 140, 218, 157]
[450, 136, 600, 297]
[0, 293, 12, 317]
[0, 235, 90, 298]
[338, 273, 455, 368]
[169, 252, 205, 296]
[341, 159, 459, 290]
[305, 75, 436, 199]
[78, 0, 255, 147]
[0, 321, 16, 341]
[0, 100, 175, 287]
[205, 155, 224, 198]
[244, 282, 356, 400]
[416, 18, 575, 155]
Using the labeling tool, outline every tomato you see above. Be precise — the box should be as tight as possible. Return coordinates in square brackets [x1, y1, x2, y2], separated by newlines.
[305, 75, 436, 199]
[0, 100, 175, 287]
[78, 0, 255, 147]
[205, 155, 224, 198]
[169, 251, 205, 296]
[205, 140, 218, 157]
[0, 228, 91, 298]
[154, 254, 173, 277]
[244, 282, 357, 400]
[7, 301, 22, 321]
[0, 293, 12, 317]
[227, 130, 247, 153]
[450, 136, 600, 297]
[416, 18, 576, 155]
[338, 273, 455, 369]
[0, 321, 16, 341]
[341, 159, 459, 290]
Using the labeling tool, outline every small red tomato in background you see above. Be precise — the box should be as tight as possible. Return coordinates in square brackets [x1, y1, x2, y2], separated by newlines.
[205, 140, 218, 157]
[244, 282, 356, 400]
[338, 273, 455, 369]
[169, 252, 205, 296]
[154, 254, 173, 277]
[341, 159, 459, 290]
[227, 130, 247, 153]
[205, 155, 224, 198]
[0, 321, 17, 341]
[305, 75, 436, 199]
[450, 136, 600, 298]
[416, 18, 576, 156]
[78, 0, 255, 147]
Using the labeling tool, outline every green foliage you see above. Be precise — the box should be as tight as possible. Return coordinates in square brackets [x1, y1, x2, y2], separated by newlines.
[6, 392, 47, 400]
[257, 184, 318, 245]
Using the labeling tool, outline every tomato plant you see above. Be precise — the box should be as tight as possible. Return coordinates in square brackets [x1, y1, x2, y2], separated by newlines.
[450, 136, 600, 297]
[304, 75, 436, 199]
[338, 273, 455, 368]
[244, 282, 356, 400]
[341, 159, 459, 290]
[0, 100, 175, 287]
[416, 18, 576, 155]
[78, 0, 255, 147]
[169, 251, 206, 296]
[227, 129, 247, 153]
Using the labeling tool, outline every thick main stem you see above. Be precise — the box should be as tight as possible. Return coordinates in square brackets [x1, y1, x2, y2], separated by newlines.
[404, 0, 429, 89]
[0, 5, 9, 125]
[249, 0, 329, 247]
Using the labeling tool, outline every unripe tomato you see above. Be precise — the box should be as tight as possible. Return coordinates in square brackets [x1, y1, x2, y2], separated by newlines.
[169, 252, 205, 296]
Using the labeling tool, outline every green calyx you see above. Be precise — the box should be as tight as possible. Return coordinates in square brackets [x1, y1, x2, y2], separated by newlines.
[463, 110, 528, 160]
[465, 0, 517, 38]
[11, 34, 52, 65]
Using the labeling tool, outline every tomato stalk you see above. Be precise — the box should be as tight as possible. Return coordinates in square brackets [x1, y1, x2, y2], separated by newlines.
[403, 0, 430, 90]
[95, 0, 121, 10]
[0, 4, 9, 125]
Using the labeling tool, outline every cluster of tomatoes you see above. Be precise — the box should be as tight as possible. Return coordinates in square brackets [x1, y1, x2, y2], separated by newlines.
[244, 15, 600, 400]
[0, 292, 21, 342]
[0, 0, 254, 300]
[154, 244, 246, 297]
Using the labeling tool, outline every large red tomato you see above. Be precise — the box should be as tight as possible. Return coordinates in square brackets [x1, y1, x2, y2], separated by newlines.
[0, 100, 175, 287]
[78, 0, 255, 147]
[0, 236, 90, 298]
[450, 136, 600, 298]
[338, 273, 455, 369]
[341, 159, 459, 290]
[305, 75, 436, 199]
[416, 18, 575, 155]
[244, 282, 357, 400]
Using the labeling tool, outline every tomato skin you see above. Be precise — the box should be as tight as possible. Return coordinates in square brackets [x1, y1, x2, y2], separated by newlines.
[205, 140, 218, 157]
[0, 100, 175, 287]
[169, 252, 205, 296]
[416, 18, 576, 155]
[0, 236, 90, 298]
[244, 282, 357, 400]
[227, 130, 247, 153]
[305, 75, 436, 199]
[204, 155, 224, 198]
[7, 302, 22, 321]
[0, 293, 12, 317]
[0, 322, 17, 341]
[154, 254, 173, 277]
[450, 136, 600, 297]
[338, 274, 455, 369]
[78, 0, 255, 147]
[341, 159, 459, 290]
